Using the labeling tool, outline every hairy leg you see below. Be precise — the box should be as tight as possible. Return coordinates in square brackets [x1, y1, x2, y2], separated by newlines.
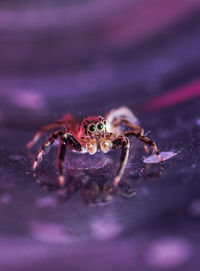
[112, 117, 159, 158]
[112, 136, 130, 186]
[27, 114, 78, 148]
[27, 120, 66, 148]
[56, 133, 82, 187]
[123, 130, 163, 162]
[57, 142, 67, 187]
[32, 130, 64, 170]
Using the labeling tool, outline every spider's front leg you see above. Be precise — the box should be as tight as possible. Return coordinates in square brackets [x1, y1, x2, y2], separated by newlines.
[57, 133, 82, 187]
[112, 136, 130, 186]
[32, 130, 64, 170]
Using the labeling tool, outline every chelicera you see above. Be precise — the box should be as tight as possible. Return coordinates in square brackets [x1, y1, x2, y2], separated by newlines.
[27, 107, 163, 187]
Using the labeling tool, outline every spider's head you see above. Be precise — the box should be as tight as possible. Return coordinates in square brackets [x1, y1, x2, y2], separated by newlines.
[79, 116, 111, 155]
[79, 116, 107, 139]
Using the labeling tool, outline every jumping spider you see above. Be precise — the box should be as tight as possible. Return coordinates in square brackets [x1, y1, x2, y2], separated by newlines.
[27, 106, 163, 187]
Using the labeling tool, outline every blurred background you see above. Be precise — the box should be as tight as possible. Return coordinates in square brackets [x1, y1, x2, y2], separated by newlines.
[0, 0, 200, 270]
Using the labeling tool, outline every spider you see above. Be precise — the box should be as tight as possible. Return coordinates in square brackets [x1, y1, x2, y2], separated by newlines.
[27, 106, 163, 187]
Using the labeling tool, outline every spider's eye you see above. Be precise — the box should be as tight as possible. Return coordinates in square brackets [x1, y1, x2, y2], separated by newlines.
[97, 122, 104, 131]
[88, 124, 96, 132]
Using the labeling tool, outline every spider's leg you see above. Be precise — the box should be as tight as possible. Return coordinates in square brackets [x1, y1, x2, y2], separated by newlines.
[62, 114, 79, 135]
[112, 136, 130, 186]
[27, 120, 65, 148]
[112, 117, 153, 156]
[142, 142, 151, 155]
[57, 141, 67, 187]
[33, 130, 64, 170]
[57, 133, 82, 187]
[123, 130, 163, 163]
[27, 114, 78, 149]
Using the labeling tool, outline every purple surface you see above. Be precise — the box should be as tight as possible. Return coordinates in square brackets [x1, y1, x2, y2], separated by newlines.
[0, 1, 200, 270]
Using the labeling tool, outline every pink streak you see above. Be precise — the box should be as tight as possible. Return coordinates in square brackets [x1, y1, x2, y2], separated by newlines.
[138, 78, 200, 112]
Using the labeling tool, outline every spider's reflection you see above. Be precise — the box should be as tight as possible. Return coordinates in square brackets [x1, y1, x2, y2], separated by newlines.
[34, 174, 135, 206]
[33, 163, 163, 206]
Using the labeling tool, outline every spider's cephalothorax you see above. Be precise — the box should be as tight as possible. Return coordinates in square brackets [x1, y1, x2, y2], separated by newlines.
[27, 107, 163, 187]
[80, 116, 107, 137]
[78, 116, 112, 155]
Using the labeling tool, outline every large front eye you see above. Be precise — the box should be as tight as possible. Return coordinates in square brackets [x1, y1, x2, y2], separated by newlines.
[88, 124, 96, 132]
[97, 122, 104, 131]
